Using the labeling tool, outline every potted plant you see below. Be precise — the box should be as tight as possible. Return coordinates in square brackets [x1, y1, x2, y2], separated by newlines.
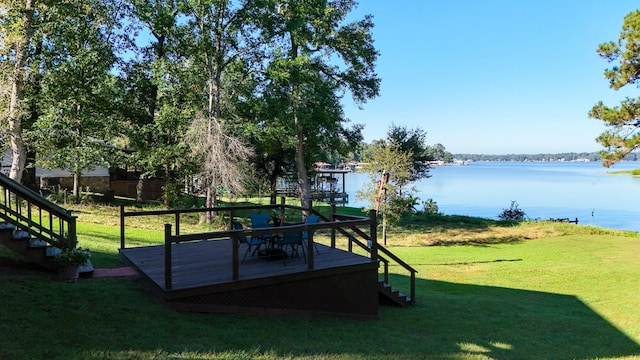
[270, 211, 282, 226]
[53, 247, 90, 282]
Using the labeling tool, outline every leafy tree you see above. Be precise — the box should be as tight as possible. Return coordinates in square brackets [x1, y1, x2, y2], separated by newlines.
[426, 143, 453, 163]
[0, 0, 37, 182]
[242, 118, 297, 203]
[386, 124, 432, 186]
[179, 0, 264, 216]
[356, 140, 414, 245]
[262, 0, 379, 210]
[589, 9, 640, 167]
[31, 0, 120, 197]
[121, 0, 195, 205]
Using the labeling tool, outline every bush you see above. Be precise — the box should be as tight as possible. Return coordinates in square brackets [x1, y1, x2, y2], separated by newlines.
[498, 200, 526, 221]
[421, 198, 440, 215]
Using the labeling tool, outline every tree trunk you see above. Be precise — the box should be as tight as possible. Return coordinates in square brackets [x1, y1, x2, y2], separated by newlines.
[136, 178, 145, 202]
[288, 35, 311, 212]
[294, 123, 311, 211]
[73, 172, 80, 198]
[269, 176, 277, 205]
[205, 185, 216, 223]
[164, 163, 170, 208]
[7, 0, 36, 183]
[382, 212, 387, 246]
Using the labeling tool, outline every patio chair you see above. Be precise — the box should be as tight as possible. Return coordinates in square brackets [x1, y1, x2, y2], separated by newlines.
[277, 231, 306, 265]
[250, 213, 273, 243]
[233, 221, 263, 263]
[302, 214, 321, 255]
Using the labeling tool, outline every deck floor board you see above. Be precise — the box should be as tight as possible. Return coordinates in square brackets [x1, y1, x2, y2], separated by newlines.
[120, 239, 373, 291]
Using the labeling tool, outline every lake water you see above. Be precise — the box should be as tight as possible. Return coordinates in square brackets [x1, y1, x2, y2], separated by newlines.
[343, 161, 640, 233]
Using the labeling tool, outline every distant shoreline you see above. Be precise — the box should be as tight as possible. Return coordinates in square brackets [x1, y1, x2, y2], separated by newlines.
[452, 152, 639, 163]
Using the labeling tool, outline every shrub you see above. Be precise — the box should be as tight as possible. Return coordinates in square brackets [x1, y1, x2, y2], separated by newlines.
[498, 200, 526, 221]
[421, 198, 439, 215]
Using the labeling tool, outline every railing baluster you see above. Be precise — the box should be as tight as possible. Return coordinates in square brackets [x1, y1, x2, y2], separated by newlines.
[120, 205, 125, 249]
[164, 224, 173, 290]
[231, 233, 239, 280]
[175, 212, 180, 236]
[27, 202, 32, 231]
[0, 174, 75, 250]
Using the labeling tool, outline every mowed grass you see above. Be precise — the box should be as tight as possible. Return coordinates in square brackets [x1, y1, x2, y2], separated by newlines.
[1, 203, 639, 360]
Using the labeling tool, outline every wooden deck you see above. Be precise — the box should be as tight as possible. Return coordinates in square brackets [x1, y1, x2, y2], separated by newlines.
[120, 239, 381, 318]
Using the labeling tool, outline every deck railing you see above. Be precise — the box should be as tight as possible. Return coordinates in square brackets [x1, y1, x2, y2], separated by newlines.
[120, 199, 416, 303]
[325, 204, 417, 305]
[0, 172, 77, 249]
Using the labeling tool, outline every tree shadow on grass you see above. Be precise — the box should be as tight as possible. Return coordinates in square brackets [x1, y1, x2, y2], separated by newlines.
[1, 270, 638, 359]
[374, 277, 640, 359]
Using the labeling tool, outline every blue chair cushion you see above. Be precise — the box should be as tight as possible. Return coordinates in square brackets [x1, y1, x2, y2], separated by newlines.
[250, 213, 270, 227]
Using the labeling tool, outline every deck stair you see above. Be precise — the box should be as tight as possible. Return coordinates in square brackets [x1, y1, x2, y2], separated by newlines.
[0, 222, 55, 270]
[0, 172, 92, 274]
[378, 281, 412, 307]
[0, 219, 94, 274]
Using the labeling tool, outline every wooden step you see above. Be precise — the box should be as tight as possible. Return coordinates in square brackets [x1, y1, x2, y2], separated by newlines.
[377, 281, 412, 307]
[0, 227, 54, 270]
[0, 222, 16, 231]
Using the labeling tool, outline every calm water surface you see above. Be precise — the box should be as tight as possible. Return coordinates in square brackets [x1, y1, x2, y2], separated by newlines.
[344, 161, 640, 233]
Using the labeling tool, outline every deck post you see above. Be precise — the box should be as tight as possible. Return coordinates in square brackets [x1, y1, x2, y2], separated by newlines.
[120, 204, 125, 249]
[369, 209, 378, 262]
[68, 216, 78, 249]
[231, 233, 239, 280]
[330, 202, 336, 248]
[410, 270, 416, 305]
[164, 224, 173, 290]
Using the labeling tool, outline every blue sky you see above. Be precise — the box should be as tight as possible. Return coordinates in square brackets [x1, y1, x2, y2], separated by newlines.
[342, 1, 639, 154]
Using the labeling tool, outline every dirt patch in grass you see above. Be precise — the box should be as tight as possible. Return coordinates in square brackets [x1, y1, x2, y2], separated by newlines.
[384, 215, 638, 247]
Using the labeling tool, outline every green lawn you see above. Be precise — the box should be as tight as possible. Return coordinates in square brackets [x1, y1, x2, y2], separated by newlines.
[1, 208, 639, 359]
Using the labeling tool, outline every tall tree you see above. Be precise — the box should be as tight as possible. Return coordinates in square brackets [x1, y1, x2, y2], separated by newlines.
[589, 10, 640, 167]
[123, 0, 194, 205]
[264, 0, 379, 210]
[32, 0, 120, 197]
[0, 0, 37, 182]
[180, 0, 262, 216]
[356, 139, 415, 245]
[386, 124, 432, 186]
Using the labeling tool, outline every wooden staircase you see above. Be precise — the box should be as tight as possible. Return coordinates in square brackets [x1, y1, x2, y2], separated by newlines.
[378, 281, 412, 307]
[323, 208, 418, 307]
[0, 222, 59, 270]
[0, 172, 92, 274]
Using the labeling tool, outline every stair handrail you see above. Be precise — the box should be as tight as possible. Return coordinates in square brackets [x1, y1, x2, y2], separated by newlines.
[331, 211, 417, 304]
[0, 172, 77, 249]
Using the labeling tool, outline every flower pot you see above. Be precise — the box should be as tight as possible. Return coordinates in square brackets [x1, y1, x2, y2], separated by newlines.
[58, 265, 80, 283]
